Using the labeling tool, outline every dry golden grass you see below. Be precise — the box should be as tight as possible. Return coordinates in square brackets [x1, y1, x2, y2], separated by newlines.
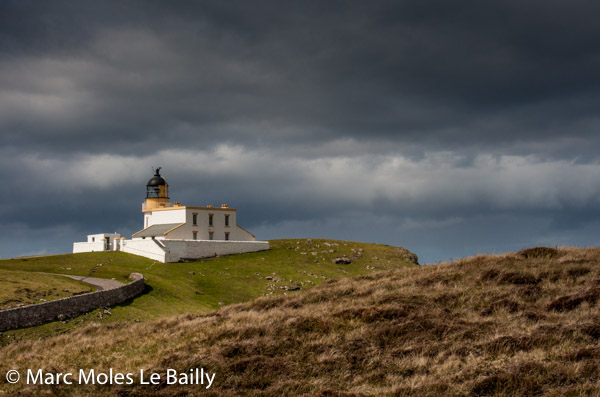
[2, 246, 600, 395]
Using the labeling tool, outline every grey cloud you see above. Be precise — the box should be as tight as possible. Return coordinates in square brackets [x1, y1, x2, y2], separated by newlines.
[1, 1, 600, 156]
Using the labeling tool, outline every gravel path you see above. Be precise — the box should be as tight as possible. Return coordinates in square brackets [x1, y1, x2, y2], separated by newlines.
[52, 274, 124, 291]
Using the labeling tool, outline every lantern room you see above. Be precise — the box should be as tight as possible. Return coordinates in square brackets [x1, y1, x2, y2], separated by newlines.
[144, 167, 170, 210]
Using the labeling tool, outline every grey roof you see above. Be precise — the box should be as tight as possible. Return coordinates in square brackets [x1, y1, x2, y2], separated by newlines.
[132, 223, 184, 238]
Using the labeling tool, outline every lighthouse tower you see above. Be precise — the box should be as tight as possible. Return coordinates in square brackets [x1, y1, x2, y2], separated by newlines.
[144, 167, 170, 210]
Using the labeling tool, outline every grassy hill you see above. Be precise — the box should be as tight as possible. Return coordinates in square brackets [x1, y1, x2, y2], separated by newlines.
[0, 239, 417, 340]
[1, 246, 600, 395]
[0, 270, 93, 309]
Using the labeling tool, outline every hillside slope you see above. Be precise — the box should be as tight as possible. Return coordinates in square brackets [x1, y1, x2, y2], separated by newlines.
[0, 270, 93, 309]
[2, 246, 599, 395]
[0, 239, 417, 339]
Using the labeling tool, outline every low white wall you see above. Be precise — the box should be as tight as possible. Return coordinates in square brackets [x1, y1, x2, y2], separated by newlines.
[73, 241, 105, 253]
[122, 239, 167, 262]
[100, 238, 269, 263]
[161, 239, 269, 261]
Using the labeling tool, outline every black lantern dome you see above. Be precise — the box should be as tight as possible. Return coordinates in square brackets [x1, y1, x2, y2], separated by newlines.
[146, 167, 169, 198]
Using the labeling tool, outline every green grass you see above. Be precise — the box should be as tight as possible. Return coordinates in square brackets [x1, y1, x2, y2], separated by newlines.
[0, 239, 417, 341]
[0, 270, 93, 309]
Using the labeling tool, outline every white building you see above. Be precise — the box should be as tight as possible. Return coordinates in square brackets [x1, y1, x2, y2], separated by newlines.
[73, 233, 121, 253]
[73, 168, 269, 262]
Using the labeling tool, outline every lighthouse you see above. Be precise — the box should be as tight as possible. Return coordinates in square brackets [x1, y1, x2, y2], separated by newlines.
[72, 168, 269, 262]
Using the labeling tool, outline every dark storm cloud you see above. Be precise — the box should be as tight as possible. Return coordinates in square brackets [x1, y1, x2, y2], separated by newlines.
[2, 1, 600, 262]
[2, 0, 600, 156]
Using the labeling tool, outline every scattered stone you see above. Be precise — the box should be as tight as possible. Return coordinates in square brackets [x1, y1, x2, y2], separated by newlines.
[218, 301, 224, 305]
[333, 257, 352, 265]
[134, 319, 140, 323]
[301, 252, 307, 255]
[402, 252, 419, 264]
[189, 271, 195, 275]
[66, 267, 71, 270]
[265, 276, 274, 280]
[311, 252, 318, 256]
[57, 314, 66, 321]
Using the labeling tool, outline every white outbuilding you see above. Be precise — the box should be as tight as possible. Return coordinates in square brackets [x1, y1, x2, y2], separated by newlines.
[73, 168, 269, 262]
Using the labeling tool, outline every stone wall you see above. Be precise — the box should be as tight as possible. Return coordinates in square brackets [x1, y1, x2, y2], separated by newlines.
[0, 273, 145, 332]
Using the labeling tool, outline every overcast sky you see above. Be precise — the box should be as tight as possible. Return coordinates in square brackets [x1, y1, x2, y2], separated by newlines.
[2, 1, 600, 263]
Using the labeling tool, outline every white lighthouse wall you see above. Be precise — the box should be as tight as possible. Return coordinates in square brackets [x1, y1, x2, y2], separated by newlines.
[161, 240, 269, 261]
[121, 238, 175, 262]
[73, 241, 105, 253]
[234, 225, 255, 240]
[154, 208, 254, 241]
[73, 233, 122, 253]
[147, 208, 186, 226]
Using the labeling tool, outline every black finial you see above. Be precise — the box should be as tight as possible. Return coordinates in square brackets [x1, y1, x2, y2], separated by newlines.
[155, 167, 162, 176]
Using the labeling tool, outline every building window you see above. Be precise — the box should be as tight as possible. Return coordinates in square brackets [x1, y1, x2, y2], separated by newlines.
[209, 232, 214, 240]
[208, 214, 213, 226]
[192, 231, 198, 240]
[225, 232, 230, 241]
[192, 213, 198, 226]
[91, 237, 95, 242]
[225, 214, 230, 227]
